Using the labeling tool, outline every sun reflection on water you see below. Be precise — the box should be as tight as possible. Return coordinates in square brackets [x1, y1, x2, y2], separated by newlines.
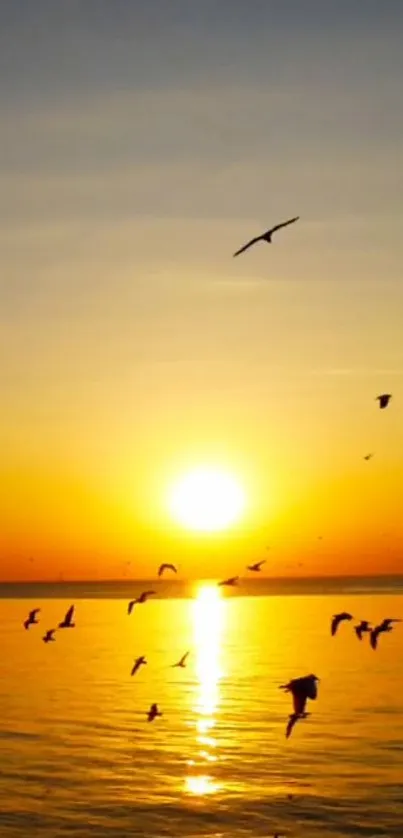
[185, 583, 224, 796]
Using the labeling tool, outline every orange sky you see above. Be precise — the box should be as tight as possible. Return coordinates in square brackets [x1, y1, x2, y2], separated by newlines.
[1, 3, 403, 580]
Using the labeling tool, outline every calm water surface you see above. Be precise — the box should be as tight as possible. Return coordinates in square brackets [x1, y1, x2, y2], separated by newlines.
[1, 580, 402, 837]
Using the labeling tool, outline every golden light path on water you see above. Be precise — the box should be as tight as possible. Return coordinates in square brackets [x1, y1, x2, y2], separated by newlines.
[185, 584, 224, 795]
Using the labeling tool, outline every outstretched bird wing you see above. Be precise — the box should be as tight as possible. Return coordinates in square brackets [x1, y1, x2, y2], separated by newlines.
[233, 236, 262, 257]
[29, 608, 40, 620]
[331, 615, 341, 636]
[64, 605, 74, 624]
[370, 628, 380, 650]
[269, 216, 300, 235]
[286, 714, 299, 739]
[128, 600, 136, 615]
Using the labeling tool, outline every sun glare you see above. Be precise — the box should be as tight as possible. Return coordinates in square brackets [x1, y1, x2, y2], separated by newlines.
[169, 467, 245, 533]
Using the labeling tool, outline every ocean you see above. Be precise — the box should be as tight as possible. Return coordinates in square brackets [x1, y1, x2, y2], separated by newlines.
[1, 576, 402, 837]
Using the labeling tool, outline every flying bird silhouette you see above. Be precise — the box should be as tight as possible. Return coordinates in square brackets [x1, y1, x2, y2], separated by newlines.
[331, 612, 353, 636]
[218, 576, 239, 587]
[127, 591, 156, 614]
[172, 651, 189, 668]
[363, 453, 374, 461]
[58, 605, 75, 629]
[131, 655, 147, 676]
[158, 563, 177, 577]
[355, 620, 371, 640]
[370, 618, 401, 650]
[280, 674, 319, 739]
[376, 394, 392, 409]
[147, 703, 162, 722]
[247, 560, 266, 572]
[42, 629, 56, 643]
[23, 608, 40, 630]
[233, 216, 299, 257]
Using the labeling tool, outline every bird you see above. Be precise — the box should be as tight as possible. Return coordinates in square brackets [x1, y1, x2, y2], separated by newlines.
[172, 651, 189, 668]
[131, 655, 147, 676]
[280, 674, 319, 739]
[147, 703, 162, 722]
[158, 563, 177, 578]
[355, 620, 371, 640]
[331, 612, 353, 636]
[376, 394, 392, 409]
[42, 629, 56, 643]
[58, 605, 75, 629]
[370, 618, 401, 650]
[23, 608, 40, 630]
[127, 590, 156, 614]
[363, 453, 374, 461]
[247, 560, 266, 572]
[233, 216, 299, 257]
[218, 576, 239, 586]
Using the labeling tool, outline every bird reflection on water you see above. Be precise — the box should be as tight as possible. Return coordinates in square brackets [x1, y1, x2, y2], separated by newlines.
[185, 584, 224, 796]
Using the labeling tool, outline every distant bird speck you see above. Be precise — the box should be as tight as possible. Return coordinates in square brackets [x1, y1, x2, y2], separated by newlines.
[172, 651, 189, 668]
[147, 703, 162, 722]
[58, 605, 75, 629]
[131, 655, 147, 676]
[233, 216, 299, 257]
[247, 560, 266, 572]
[355, 620, 371, 640]
[158, 563, 177, 578]
[23, 608, 40, 630]
[364, 453, 374, 461]
[218, 576, 239, 587]
[376, 394, 392, 409]
[128, 591, 156, 614]
[331, 612, 353, 636]
[280, 674, 319, 739]
[42, 629, 56, 643]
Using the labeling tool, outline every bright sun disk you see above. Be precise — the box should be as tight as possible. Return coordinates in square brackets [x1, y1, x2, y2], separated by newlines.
[169, 467, 245, 533]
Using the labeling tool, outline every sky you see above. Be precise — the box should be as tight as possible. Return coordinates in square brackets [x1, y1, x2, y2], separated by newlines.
[1, 0, 403, 580]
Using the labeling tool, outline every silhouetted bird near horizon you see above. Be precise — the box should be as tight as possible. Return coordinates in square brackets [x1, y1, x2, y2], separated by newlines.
[370, 618, 401, 650]
[355, 620, 371, 640]
[364, 453, 374, 461]
[247, 560, 266, 572]
[158, 563, 177, 578]
[331, 612, 353, 636]
[147, 703, 162, 722]
[23, 608, 40, 630]
[280, 674, 319, 739]
[172, 651, 189, 668]
[58, 605, 75, 629]
[376, 394, 392, 409]
[127, 591, 156, 614]
[131, 655, 147, 676]
[42, 629, 56, 643]
[233, 216, 299, 257]
[218, 576, 239, 587]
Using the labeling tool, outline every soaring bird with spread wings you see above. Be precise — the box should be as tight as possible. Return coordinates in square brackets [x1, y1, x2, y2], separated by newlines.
[233, 216, 299, 257]
[158, 563, 177, 578]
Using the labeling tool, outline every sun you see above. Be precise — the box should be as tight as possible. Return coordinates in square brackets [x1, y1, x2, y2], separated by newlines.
[169, 467, 246, 533]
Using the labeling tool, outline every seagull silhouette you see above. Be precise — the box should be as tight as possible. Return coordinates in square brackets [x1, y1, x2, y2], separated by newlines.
[158, 563, 177, 578]
[233, 216, 299, 257]
[218, 576, 239, 587]
[376, 394, 392, 409]
[172, 651, 189, 668]
[355, 620, 371, 640]
[131, 655, 147, 676]
[280, 674, 319, 739]
[127, 591, 156, 614]
[363, 453, 374, 461]
[42, 629, 56, 643]
[331, 612, 353, 636]
[147, 703, 162, 722]
[247, 560, 266, 572]
[23, 608, 40, 630]
[58, 605, 75, 629]
[370, 618, 401, 650]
